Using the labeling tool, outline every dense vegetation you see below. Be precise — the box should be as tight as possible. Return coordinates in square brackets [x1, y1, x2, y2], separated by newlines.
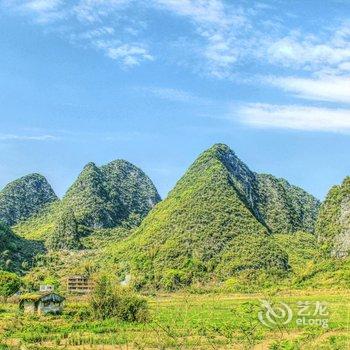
[90, 275, 149, 322]
[47, 208, 81, 250]
[62, 160, 161, 230]
[96, 144, 320, 290]
[0, 143, 349, 350]
[0, 271, 21, 301]
[1, 143, 349, 294]
[257, 174, 320, 233]
[13, 160, 160, 250]
[316, 177, 350, 257]
[0, 223, 43, 273]
[0, 173, 57, 226]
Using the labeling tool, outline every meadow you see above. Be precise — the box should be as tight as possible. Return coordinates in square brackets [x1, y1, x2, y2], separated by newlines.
[0, 289, 349, 350]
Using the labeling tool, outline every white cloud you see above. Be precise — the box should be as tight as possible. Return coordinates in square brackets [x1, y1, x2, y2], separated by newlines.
[153, 0, 232, 27]
[95, 41, 153, 66]
[4, 0, 64, 23]
[3, 0, 151, 67]
[266, 24, 350, 74]
[266, 75, 350, 104]
[268, 37, 350, 71]
[237, 103, 350, 132]
[141, 86, 209, 103]
[73, 0, 131, 23]
[3, 0, 350, 80]
[0, 134, 60, 141]
[152, 0, 248, 77]
[24, 0, 61, 12]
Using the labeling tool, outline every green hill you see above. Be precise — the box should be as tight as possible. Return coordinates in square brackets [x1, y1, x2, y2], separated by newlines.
[62, 160, 160, 229]
[316, 177, 350, 257]
[0, 173, 58, 226]
[0, 222, 44, 273]
[101, 144, 319, 290]
[14, 160, 161, 250]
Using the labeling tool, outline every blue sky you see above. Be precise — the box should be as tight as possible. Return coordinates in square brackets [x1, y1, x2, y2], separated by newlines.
[1, 0, 350, 200]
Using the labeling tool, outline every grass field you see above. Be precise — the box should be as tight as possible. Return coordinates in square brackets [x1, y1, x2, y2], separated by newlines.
[0, 290, 349, 349]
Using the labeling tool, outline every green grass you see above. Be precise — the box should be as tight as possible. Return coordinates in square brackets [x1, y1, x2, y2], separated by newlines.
[1, 290, 349, 349]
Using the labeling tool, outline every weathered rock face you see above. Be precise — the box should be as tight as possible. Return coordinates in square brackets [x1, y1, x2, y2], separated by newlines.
[61, 160, 161, 229]
[0, 174, 58, 226]
[316, 177, 350, 257]
[212, 144, 320, 234]
[215, 146, 263, 222]
[256, 174, 320, 234]
[337, 196, 350, 255]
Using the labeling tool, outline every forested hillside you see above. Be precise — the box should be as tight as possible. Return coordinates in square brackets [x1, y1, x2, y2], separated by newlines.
[12, 160, 160, 250]
[0, 173, 57, 226]
[316, 177, 350, 257]
[98, 144, 320, 290]
[0, 222, 43, 273]
[3, 144, 349, 293]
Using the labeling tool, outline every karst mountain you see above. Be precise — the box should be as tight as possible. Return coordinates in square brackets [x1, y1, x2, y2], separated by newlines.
[104, 144, 320, 289]
[0, 173, 57, 226]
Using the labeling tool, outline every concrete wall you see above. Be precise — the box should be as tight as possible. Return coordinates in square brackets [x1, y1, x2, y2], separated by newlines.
[37, 301, 63, 315]
[23, 301, 36, 314]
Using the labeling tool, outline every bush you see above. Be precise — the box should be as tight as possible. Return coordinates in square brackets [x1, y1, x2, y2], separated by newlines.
[162, 269, 188, 291]
[0, 270, 22, 301]
[89, 275, 149, 322]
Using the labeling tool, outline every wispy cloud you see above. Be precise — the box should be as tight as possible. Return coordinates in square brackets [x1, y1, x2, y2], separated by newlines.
[0, 134, 60, 141]
[73, 0, 131, 23]
[95, 41, 153, 66]
[3, 0, 350, 121]
[3, 0, 152, 67]
[266, 75, 350, 104]
[4, 0, 65, 23]
[152, 0, 249, 77]
[261, 23, 350, 107]
[266, 25, 350, 72]
[139, 86, 210, 104]
[237, 103, 350, 132]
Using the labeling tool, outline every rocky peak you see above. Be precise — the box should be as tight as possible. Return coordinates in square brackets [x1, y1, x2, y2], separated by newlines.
[0, 173, 58, 226]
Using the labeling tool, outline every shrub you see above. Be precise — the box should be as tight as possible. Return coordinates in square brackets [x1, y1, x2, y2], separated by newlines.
[162, 269, 188, 291]
[89, 275, 149, 322]
[0, 270, 22, 301]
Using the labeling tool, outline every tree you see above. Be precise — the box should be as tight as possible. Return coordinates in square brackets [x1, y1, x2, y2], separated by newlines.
[90, 275, 149, 322]
[0, 271, 22, 302]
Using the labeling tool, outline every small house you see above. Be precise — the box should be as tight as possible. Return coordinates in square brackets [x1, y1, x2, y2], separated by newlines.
[19, 293, 65, 315]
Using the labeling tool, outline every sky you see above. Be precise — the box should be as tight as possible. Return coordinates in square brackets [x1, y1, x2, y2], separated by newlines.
[1, 0, 350, 200]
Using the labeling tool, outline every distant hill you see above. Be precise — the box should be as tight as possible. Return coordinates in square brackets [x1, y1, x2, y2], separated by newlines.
[0, 173, 58, 226]
[103, 144, 320, 290]
[14, 160, 161, 250]
[316, 177, 350, 257]
[62, 160, 161, 229]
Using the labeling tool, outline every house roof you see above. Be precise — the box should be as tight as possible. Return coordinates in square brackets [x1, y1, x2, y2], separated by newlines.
[20, 292, 65, 303]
